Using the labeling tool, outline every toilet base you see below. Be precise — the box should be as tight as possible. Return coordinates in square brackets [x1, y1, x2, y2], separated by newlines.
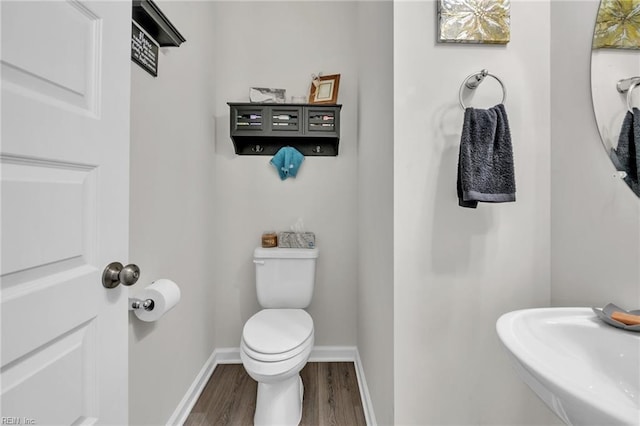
[254, 374, 304, 426]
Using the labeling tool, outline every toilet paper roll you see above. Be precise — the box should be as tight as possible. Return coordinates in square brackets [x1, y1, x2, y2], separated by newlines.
[134, 279, 181, 322]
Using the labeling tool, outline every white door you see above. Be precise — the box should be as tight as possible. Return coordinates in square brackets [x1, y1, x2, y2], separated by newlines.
[1, 1, 132, 424]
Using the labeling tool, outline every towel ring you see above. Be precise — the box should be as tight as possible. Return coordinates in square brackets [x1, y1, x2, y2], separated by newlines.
[459, 69, 507, 110]
[627, 80, 640, 113]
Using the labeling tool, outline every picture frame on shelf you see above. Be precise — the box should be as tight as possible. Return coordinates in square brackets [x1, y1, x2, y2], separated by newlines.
[309, 74, 340, 104]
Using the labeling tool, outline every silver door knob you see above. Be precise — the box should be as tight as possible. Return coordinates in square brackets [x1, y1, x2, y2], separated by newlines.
[102, 262, 141, 288]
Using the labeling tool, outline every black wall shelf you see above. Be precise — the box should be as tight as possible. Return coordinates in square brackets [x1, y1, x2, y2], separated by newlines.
[228, 103, 342, 156]
[132, 0, 186, 47]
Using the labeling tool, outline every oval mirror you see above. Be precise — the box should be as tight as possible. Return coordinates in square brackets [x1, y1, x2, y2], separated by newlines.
[590, 0, 640, 196]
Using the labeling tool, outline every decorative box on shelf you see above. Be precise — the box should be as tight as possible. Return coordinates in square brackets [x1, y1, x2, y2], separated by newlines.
[228, 102, 342, 156]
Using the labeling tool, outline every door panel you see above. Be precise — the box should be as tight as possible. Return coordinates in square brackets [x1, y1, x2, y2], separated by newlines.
[2, 319, 97, 424]
[1, 157, 96, 275]
[1, 0, 100, 113]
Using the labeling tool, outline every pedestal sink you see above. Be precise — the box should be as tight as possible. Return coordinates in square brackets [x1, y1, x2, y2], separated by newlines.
[496, 308, 640, 425]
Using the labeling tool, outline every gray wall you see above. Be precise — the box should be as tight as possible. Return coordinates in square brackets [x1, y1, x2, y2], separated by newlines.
[393, 1, 560, 424]
[356, 2, 394, 425]
[210, 1, 359, 348]
[128, 2, 217, 424]
[125, 2, 640, 425]
[550, 1, 640, 308]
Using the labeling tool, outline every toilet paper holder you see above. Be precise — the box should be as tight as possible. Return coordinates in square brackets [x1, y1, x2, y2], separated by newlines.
[129, 279, 181, 321]
[129, 297, 155, 312]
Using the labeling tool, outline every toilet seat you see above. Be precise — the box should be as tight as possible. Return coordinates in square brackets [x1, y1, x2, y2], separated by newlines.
[242, 332, 313, 363]
[242, 309, 314, 362]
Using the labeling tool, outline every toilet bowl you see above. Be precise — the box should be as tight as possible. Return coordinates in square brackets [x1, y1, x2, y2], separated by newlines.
[240, 308, 314, 426]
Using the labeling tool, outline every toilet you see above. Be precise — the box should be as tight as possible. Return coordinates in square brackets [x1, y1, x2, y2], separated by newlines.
[240, 246, 319, 426]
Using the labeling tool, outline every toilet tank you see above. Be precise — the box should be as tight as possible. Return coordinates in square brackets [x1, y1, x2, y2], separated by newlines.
[253, 247, 319, 308]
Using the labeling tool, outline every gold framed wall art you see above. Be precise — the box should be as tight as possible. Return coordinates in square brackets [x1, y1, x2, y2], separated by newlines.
[593, 0, 640, 49]
[438, 0, 510, 44]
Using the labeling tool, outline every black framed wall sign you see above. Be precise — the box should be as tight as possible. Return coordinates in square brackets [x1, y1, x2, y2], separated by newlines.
[131, 22, 159, 77]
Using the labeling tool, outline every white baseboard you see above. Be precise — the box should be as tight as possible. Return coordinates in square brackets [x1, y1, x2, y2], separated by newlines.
[167, 345, 377, 426]
[309, 345, 358, 362]
[165, 347, 238, 425]
[211, 346, 241, 364]
[353, 347, 378, 426]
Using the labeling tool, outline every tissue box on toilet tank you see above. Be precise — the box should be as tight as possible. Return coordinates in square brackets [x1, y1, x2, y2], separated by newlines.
[277, 232, 316, 249]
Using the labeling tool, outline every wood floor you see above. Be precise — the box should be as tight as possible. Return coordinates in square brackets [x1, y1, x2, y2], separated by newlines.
[184, 362, 366, 426]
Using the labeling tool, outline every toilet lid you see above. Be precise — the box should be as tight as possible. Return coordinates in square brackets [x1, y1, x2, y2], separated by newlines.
[243, 309, 313, 355]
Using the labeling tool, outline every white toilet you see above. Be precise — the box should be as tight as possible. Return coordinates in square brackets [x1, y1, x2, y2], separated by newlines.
[240, 246, 319, 426]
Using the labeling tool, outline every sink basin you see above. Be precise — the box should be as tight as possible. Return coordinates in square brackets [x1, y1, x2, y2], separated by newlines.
[496, 308, 640, 425]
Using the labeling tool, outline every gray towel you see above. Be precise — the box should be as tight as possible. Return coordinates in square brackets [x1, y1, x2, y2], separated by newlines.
[457, 104, 516, 208]
[611, 108, 640, 196]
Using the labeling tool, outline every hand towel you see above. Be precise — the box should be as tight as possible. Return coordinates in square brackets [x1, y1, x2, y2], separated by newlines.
[270, 146, 305, 180]
[457, 103, 516, 208]
[612, 108, 640, 196]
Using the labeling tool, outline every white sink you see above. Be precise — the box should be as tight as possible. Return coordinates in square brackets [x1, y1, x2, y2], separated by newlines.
[496, 308, 640, 425]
